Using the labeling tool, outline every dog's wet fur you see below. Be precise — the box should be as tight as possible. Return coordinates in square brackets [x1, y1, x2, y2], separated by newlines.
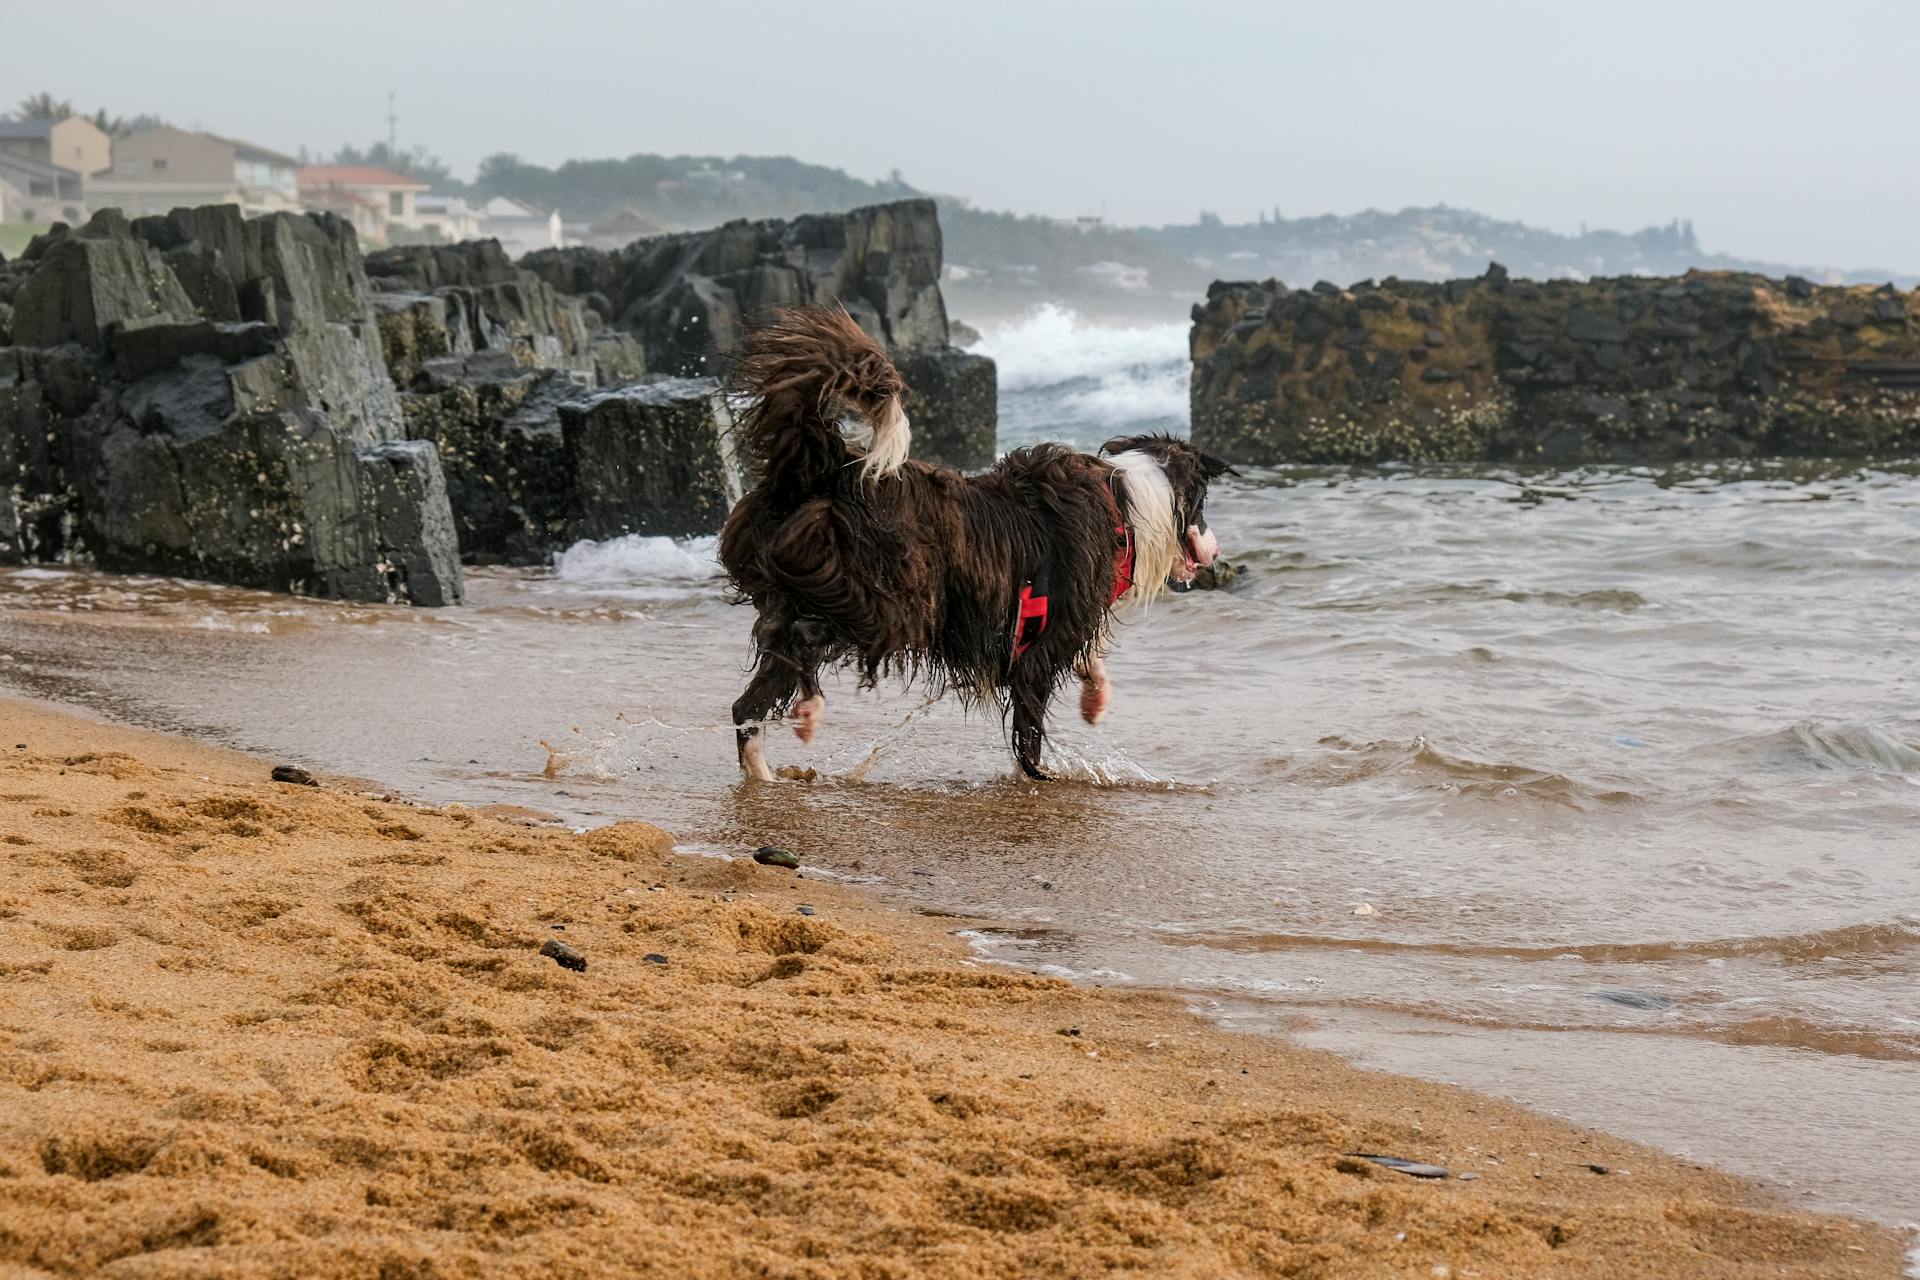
[719, 305, 1231, 780]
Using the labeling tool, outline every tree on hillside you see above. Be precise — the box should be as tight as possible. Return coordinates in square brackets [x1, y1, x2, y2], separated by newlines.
[15, 93, 74, 121]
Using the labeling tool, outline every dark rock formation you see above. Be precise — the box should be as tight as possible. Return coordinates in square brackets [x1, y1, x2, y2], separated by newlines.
[520, 199, 996, 470]
[1191, 267, 1920, 464]
[559, 380, 739, 541]
[0, 208, 461, 604]
[896, 348, 998, 473]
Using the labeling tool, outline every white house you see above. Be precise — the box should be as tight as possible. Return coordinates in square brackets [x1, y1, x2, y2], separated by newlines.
[477, 196, 563, 257]
[413, 194, 485, 243]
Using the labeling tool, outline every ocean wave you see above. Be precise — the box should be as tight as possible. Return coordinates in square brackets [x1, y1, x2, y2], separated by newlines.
[1273, 735, 1640, 808]
[551, 534, 721, 584]
[1716, 722, 1920, 775]
[975, 303, 1187, 392]
[1159, 918, 1920, 967]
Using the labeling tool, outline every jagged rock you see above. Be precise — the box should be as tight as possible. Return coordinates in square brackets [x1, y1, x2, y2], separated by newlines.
[398, 367, 578, 564]
[522, 198, 955, 372]
[365, 240, 598, 386]
[0, 207, 458, 602]
[357, 441, 465, 606]
[896, 348, 997, 470]
[559, 379, 741, 541]
[10, 210, 194, 348]
[1192, 269, 1920, 463]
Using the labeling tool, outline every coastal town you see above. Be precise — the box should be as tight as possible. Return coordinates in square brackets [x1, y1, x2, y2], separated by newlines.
[0, 102, 642, 256]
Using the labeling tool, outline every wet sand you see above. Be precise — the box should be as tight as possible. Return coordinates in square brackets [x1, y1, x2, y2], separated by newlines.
[0, 695, 1904, 1277]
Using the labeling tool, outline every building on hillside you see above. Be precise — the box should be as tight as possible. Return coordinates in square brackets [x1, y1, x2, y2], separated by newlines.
[0, 116, 112, 179]
[413, 194, 484, 243]
[296, 182, 387, 242]
[0, 151, 88, 224]
[89, 127, 301, 217]
[296, 165, 430, 243]
[578, 206, 672, 249]
[476, 196, 563, 257]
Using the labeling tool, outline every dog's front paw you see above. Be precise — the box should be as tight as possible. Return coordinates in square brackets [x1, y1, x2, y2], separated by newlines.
[792, 694, 825, 744]
[1080, 678, 1110, 725]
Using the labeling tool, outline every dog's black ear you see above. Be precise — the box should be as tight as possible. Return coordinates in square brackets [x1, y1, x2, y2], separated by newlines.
[1199, 450, 1240, 480]
[1099, 433, 1150, 458]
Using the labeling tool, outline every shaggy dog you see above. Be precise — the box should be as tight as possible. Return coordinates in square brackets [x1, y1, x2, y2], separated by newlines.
[719, 305, 1231, 781]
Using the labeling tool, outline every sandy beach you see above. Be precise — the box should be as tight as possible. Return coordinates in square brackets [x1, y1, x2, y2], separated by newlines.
[0, 694, 1904, 1278]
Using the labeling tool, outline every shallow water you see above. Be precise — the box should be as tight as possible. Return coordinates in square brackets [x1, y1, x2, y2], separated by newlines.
[3, 316, 1918, 1226]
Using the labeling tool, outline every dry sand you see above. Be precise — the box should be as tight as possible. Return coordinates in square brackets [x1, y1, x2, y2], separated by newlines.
[0, 696, 1903, 1278]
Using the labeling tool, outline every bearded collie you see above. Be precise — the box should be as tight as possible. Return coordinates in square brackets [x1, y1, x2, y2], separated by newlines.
[718, 306, 1231, 780]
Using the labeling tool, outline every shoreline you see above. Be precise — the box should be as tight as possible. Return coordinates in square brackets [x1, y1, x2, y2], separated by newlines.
[0, 693, 1907, 1277]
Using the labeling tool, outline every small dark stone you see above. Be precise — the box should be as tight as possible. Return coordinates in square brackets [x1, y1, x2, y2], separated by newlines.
[1587, 1163, 1610, 1175]
[1594, 989, 1672, 1010]
[1785, 275, 1814, 299]
[1349, 1153, 1449, 1179]
[1423, 328, 1448, 348]
[753, 845, 801, 869]
[539, 939, 587, 972]
[1058, 1027, 1082, 1037]
[644, 953, 668, 964]
[271, 765, 317, 787]
[796, 905, 816, 917]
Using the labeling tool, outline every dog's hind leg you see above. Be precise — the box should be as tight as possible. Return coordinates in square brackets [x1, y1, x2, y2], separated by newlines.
[1009, 664, 1058, 781]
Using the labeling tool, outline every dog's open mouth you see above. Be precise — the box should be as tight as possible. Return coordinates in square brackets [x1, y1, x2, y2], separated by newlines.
[1174, 530, 1207, 581]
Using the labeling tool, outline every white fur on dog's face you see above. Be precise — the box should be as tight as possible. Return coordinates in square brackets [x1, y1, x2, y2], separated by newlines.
[1107, 450, 1181, 602]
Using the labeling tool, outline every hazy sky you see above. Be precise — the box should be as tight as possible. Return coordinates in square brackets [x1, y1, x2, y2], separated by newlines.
[6, 0, 1915, 271]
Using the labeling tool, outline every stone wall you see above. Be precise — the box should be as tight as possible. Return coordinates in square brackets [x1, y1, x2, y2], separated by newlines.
[1191, 266, 1920, 464]
[0, 208, 462, 605]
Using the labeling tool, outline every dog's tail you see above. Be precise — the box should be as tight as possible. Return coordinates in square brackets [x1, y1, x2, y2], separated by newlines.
[732, 305, 911, 493]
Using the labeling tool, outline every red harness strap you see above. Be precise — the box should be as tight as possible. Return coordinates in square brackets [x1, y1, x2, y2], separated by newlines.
[1011, 484, 1136, 662]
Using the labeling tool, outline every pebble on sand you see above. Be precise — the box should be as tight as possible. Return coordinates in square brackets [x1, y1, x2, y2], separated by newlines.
[539, 939, 587, 972]
[271, 765, 317, 786]
[754, 846, 801, 869]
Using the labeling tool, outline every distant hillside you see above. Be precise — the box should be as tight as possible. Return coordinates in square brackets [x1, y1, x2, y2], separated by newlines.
[1147, 205, 1918, 293]
[465, 153, 1917, 325]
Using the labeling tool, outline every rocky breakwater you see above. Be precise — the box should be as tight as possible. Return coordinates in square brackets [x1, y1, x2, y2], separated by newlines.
[374, 198, 995, 563]
[1190, 266, 1920, 464]
[522, 198, 997, 474]
[0, 207, 462, 604]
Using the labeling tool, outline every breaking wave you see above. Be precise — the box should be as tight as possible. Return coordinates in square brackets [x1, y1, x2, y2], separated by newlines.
[977, 304, 1189, 441]
[551, 534, 721, 585]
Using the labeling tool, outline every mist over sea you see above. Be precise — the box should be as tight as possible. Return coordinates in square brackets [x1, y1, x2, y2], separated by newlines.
[3, 308, 1918, 1226]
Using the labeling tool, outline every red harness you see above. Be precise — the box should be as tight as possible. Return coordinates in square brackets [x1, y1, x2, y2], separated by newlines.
[1011, 484, 1135, 663]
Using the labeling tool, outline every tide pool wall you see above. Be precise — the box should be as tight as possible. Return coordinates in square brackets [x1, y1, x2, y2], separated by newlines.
[1191, 266, 1920, 465]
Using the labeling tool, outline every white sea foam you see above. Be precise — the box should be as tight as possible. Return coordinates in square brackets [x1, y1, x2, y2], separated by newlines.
[552, 534, 721, 584]
[976, 303, 1187, 392]
[974, 304, 1192, 436]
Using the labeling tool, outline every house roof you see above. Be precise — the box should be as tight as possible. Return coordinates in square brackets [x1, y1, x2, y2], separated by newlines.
[215, 135, 301, 167]
[0, 150, 78, 182]
[480, 195, 550, 219]
[298, 164, 430, 191]
[0, 120, 56, 141]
